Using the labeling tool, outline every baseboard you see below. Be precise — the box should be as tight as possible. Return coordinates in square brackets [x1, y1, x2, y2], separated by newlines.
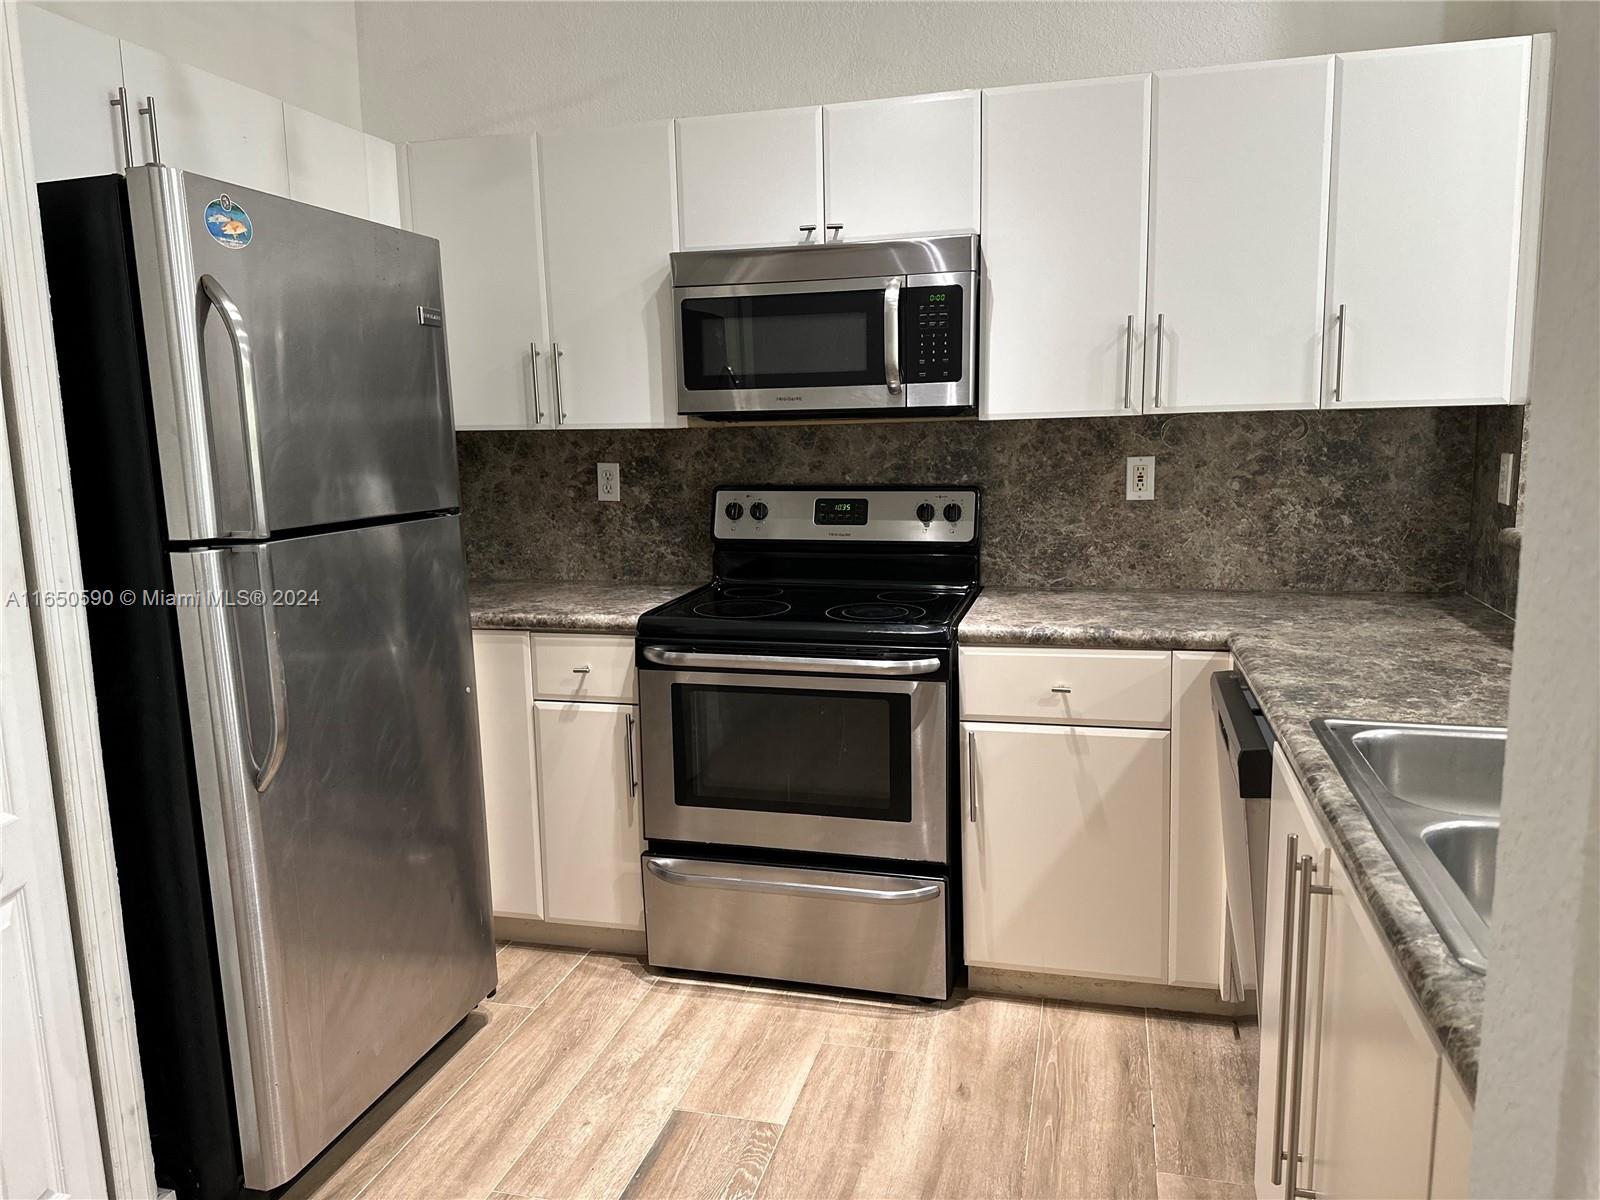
[493, 915, 647, 956]
[967, 965, 1255, 1018]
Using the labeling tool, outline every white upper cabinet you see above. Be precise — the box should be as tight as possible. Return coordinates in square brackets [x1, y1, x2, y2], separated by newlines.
[18, 7, 129, 181]
[283, 104, 369, 219]
[823, 90, 981, 241]
[118, 41, 290, 195]
[364, 134, 402, 228]
[981, 75, 1150, 418]
[539, 119, 681, 429]
[407, 136, 550, 430]
[1147, 58, 1333, 412]
[1326, 38, 1538, 407]
[676, 106, 824, 249]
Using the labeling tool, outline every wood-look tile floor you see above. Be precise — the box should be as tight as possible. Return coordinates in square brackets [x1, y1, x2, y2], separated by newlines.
[282, 944, 1258, 1200]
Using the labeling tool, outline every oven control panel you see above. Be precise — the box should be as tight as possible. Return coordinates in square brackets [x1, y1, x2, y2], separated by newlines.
[902, 286, 964, 384]
[714, 487, 978, 543]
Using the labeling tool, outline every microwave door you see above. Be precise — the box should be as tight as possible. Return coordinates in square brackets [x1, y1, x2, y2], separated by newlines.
[676, 277, 902, 415]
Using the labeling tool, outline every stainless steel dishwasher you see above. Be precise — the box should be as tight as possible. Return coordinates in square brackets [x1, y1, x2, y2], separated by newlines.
[1212, 670, 1276, 1003]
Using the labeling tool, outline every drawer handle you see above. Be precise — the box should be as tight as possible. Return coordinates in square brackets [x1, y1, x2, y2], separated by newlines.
[645, 858, 939, 905]
[571, 665, 591, 674]
[1051, 685, 1073, 694]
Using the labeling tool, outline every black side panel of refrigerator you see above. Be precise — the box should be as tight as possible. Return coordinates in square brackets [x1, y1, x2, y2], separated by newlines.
[38, 176, 244, 1200]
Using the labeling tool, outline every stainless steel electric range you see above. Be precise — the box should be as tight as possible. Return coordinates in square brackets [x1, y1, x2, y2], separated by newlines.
[636, 485, 980, 1001]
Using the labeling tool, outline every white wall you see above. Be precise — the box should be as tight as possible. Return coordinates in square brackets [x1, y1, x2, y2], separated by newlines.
[33, 1, 363, 127]
[354, 0, 1513, 142]
[1472, 3, 1600, 1197]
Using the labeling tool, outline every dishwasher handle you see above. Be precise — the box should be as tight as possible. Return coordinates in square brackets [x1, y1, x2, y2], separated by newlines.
[1211, 670, 1274, 799]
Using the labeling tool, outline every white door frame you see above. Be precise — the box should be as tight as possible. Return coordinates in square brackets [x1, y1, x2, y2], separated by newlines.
[0, 3, 156, 1195]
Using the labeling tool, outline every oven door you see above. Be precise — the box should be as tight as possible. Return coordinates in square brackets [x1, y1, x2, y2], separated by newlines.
[676, 277, 901, 415]
[638, 649, 948, 863]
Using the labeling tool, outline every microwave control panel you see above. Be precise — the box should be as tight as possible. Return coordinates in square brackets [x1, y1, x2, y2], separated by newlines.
[903, 286, 964, 384]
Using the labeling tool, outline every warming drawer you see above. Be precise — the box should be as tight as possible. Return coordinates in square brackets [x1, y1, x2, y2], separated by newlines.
[642, 855, 949, 1000]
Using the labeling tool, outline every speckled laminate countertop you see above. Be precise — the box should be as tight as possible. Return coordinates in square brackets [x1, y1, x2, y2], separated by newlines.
[469, 579, 690, 634]
[962, 589, 1513, 1096]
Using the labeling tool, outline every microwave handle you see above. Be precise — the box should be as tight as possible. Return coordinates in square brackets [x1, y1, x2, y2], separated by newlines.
[884, 276, 903, 396]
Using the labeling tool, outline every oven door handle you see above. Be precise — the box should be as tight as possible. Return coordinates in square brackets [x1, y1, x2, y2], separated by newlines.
[646, 858, 940, 904]
[641, 646, 941, 677]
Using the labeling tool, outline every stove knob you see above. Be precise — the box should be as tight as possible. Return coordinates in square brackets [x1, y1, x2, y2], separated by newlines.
[943, 502, 964, 523]
[916, 502, 936, 524]
[724, 501, 744, 521]
[750, 501, 769, 522]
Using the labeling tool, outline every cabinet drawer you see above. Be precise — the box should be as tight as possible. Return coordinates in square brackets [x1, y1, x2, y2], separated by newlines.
[532, 633, 636, 702]
[960, 647, 1172, 727]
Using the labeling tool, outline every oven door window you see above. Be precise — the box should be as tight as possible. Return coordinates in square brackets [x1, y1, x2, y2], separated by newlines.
[680, 290, 886, 391]
[672, 684, 912, 822]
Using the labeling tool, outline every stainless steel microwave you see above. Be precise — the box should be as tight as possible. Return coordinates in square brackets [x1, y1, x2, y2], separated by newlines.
[670, 234, 978, 420]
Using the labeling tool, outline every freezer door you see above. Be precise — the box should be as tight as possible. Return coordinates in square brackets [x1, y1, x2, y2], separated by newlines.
[171, 515, 493, 1189]
[127, 165, 457, 541]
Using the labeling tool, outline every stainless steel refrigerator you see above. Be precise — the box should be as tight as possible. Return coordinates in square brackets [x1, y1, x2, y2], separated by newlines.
[39, 166, 495, 1198]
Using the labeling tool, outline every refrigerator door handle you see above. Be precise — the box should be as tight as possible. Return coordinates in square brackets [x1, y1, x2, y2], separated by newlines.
[199, 274, 270, 539]
[235, 546, 288, 792]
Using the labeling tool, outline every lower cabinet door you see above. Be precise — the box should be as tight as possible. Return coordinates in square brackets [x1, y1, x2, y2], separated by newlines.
[472, 631, 542, 920]
[1309, 860, 1441, 1198]
[962, 721, 1169, 981]
[534, 700, 644, 929]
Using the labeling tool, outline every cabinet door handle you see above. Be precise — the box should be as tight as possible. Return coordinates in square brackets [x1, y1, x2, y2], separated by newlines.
[966, 730, 978, 823]
[1123, 314, 1135, 409]
[138, 95, 162, 165]
[1331, 303, 1346, 403]
[1285, 851, 1333, 1200]
[623, 711, 639, 802]
[1270, 834, 1301, 1186]
[799, 224, 817, 241]
[826, 222, 844, 241]
[110, 88, 135, 170]
[1051, 685, 1072, 694]
[1152, 313, 1165, 408]
[551, 342, 566, 424]
[530, 343, 544, 425]
[571, 665, 591, 674]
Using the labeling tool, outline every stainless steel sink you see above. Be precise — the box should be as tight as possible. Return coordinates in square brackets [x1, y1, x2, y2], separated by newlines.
[1314, 719, 1505, 974]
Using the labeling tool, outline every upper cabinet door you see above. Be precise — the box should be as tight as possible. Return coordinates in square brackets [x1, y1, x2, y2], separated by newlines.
[1326, 39, 1534, 407]
[676, 106, 823, 250]
[283, 104, 369, 219]
[1148, 58, 1333, 411]
[407, 137, 549, 430]
[364, 135, 402, 228]
[540, 120, 681, 430]
[118, 41, 290, 195]
[18, 7, 129, 181]
[981, 75, 1150, 418]
[823, 91, 981, 241]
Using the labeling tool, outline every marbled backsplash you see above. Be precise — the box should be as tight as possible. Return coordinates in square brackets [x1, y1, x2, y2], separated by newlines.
[459, 407, 1484, 593]
[1464, 404, 1527, 618]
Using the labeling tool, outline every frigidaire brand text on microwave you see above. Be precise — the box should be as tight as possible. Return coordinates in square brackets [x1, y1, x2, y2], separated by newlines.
[670, 235, 978, 420]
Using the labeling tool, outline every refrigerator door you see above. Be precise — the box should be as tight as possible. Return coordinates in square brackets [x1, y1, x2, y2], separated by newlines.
[126, 165, 458, 541]
[171, 514, 493, 1189]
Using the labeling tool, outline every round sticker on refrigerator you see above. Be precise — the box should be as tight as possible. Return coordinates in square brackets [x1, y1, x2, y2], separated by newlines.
[203, 195, 252, 249]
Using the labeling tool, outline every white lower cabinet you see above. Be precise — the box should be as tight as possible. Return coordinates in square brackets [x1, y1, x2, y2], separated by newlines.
[962, 720, 1170, 981]
[472, 631, 543, 920]
[1168, 651, 1230, 989]
[1256, 745, 1458, 1200]
[534, 700, 644, 931]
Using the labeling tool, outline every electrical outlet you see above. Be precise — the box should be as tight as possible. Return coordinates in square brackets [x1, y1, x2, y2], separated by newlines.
[597, 462, 620, 502]
[1126, 455, 1155, 501]
[1497, 452, 1516, 507]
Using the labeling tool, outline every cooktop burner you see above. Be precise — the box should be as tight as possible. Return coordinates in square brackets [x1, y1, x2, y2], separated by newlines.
[827, 602, 928, 623]
[691, 598, 792, 619]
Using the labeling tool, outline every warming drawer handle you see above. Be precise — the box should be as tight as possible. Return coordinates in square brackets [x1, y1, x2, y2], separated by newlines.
[641, 646, 940, 677]
[646, 859, 940, 905]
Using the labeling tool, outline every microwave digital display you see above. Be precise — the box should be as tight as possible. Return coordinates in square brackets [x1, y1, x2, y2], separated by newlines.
[814, 498, 869, 526]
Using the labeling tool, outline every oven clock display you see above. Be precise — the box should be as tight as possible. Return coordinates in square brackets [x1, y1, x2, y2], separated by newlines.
[814, 497, 869, 526]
